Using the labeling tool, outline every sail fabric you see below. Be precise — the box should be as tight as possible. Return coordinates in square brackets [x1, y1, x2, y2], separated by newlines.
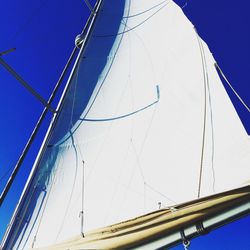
[34, 185, 250, 250]
[2, 0, 250, 249]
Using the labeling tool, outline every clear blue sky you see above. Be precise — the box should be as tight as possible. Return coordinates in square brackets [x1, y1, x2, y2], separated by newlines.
[0, 0, 249, 248]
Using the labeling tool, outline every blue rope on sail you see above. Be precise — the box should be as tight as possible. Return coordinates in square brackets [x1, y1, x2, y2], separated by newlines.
[79, 85, 160, 122]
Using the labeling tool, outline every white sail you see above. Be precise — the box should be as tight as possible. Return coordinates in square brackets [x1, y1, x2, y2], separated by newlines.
[2, 0, 250, 249]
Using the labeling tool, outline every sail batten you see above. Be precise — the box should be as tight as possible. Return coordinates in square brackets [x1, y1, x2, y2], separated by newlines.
[2, 0, 250, 249]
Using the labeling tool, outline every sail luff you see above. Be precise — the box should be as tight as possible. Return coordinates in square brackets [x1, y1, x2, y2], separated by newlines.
[0, 1, 103, 248]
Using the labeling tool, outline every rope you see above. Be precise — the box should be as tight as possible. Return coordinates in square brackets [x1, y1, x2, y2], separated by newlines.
[215, 62, 250, 113]
[195, 28, 207, 199]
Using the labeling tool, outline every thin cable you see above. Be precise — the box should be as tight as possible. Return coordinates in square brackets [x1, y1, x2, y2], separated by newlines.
[80, 160, 85, 237]
[94, 2, 169, 38]
[0, 57, 55, 113]
[83, 0, 95, 13]
[215, 63, 250, 112]
[123, 0, 168, 18]
[1, 0, 103, 247]
[195, 29, 207, 199]
[0, 46, 78, 207]
[200, 39, 216, 194]
[144, 182, 177, 204]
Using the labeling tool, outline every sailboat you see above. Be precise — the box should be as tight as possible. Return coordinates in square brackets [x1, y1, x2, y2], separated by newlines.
[1, 0, 250, 249]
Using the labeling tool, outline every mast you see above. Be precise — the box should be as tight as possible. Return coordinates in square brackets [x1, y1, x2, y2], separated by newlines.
[1, 0, 103, 248]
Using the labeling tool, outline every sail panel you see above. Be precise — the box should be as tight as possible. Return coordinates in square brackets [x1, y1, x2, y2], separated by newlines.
[2, 0, 250, 249]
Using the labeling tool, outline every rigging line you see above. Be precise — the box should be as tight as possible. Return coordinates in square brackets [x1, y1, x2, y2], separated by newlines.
[75, 135, 85, 237]
[0, 168, 12, 183]
[195, 29, 207, 199]
[79, 9, 128, 120]
[182, 2, 188, 9]
[0, 56, 56, 113]
[144, 182, 177, 204]
[55, 70, 80, 241]
[201, 51, 216, 193]
[48, 5, 130, 149]
[123, 0, 169, 18]
[79, 87, 160, 122]
[130, 140, 146, 183]
[2, 178, 38, 248]
[195, 30, 216, 194]
[124, 100, 159, 206]
[195, 30, 215, 193]
[0, 46, 78, 208]
[1, 1, 103, 248]
[80, 160, 85, 237]
[0, 48, 16, 56]
[55, 65, 84, 238]
[215, 62, 250, 113]
[94, 2, 169, 38]
[83, 0, 95, 13]
[121, 17, 157, 84]
[71, 127, 85, 237]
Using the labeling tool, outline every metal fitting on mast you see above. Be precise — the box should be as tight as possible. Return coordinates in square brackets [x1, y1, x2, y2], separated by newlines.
[75, 33, 85, 49]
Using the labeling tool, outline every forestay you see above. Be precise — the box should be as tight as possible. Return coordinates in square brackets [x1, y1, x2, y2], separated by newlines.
[2, 0, 250, 249]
